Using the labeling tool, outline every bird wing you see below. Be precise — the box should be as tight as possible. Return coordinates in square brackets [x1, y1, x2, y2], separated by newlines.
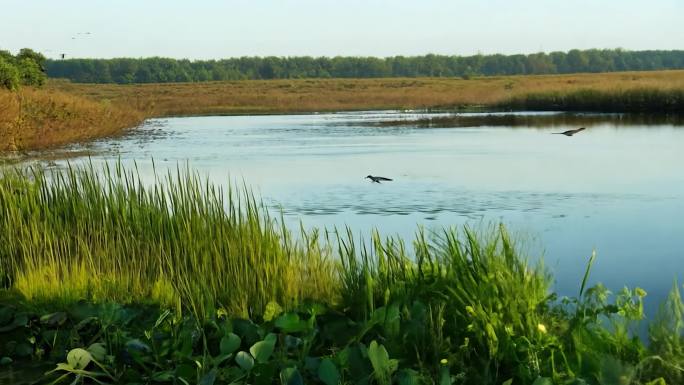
[376, 177, 393, 181]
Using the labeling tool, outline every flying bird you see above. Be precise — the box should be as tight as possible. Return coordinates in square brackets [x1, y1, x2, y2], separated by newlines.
[553, 127, 586, 136]
[366, 175, 393, 183]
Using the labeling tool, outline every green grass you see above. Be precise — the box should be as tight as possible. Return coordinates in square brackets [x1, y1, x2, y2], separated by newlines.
[1, 163, 683, 384]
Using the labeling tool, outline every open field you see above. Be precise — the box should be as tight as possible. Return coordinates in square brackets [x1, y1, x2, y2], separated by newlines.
[2, 70, 684, 151]
[0, 164, 682, 384]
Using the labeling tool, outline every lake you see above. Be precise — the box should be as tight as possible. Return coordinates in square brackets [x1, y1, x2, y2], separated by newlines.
[50, 111, 684, 316]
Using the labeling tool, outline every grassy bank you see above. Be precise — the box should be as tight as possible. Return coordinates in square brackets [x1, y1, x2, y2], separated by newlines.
[1, 164, 683, 384]
[0, 87, 143, 151]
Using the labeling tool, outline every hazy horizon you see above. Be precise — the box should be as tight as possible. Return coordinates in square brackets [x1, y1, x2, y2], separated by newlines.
[2, 0, 683, 60]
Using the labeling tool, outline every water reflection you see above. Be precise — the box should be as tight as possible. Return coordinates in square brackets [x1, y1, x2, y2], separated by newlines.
[330, 110, 684, 129]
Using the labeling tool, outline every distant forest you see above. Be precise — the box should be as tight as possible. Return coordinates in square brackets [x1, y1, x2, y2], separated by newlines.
[46, 49, 684, 84]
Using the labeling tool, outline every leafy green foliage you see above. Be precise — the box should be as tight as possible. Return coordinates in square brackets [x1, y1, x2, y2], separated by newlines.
[1, 268, 682, 384]
[368, 340, 398, 384]
[0, 56, 20, 90]
[318, 358, 340, 385]
[0, 48, 46, 90]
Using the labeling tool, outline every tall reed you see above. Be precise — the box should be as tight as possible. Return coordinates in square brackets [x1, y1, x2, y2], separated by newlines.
[0, 163, 338, 318]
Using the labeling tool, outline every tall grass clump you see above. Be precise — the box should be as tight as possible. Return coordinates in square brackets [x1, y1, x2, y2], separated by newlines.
[0, 163, 338, 318]
[336, 225, 557, 383]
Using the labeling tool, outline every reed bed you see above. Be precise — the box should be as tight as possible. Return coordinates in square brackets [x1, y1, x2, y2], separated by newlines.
[502, 88, 684, 112]
[0, 163, 338, 318]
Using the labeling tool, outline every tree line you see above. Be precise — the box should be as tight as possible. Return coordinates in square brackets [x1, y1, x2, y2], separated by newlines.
[0, 49, 47, 90]
[32, 49, 684, 84]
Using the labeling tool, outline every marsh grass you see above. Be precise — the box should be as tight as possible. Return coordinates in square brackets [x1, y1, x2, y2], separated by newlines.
[49, 69, 684, 117]
[502, 88, 684, 112]
[0, 163, 338, 318]
[0, 87, 143, 151]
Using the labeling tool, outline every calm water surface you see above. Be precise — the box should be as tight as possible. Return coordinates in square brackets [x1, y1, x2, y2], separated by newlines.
[55, 111, 684, 315]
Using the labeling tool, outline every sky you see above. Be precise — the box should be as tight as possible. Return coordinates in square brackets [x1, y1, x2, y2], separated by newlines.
[2, 0, 683, 60]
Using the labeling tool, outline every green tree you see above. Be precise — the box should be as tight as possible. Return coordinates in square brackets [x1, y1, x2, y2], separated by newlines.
[17, 57, 45, 86]
[39, 49, 684, 84]
[16, 48, 46, 67]
[0, 56, 21, 90]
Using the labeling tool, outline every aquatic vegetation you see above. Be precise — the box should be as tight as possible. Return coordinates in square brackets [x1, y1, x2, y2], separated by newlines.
[1, 163, 683, 384]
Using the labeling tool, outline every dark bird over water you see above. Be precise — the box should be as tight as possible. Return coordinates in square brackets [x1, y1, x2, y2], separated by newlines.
[366, 175, 393, 183]
[553, 127, 586, 136]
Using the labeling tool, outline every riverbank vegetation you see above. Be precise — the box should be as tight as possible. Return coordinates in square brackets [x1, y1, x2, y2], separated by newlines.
[1, 164, 683, 384]
[0, 87, 143, 151]
[46, 49, 684, 83]
[1, 49, 143, 151]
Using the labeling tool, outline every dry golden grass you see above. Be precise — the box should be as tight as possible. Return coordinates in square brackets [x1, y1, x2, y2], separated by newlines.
[48, 70, 684, 116]
[2, 70, 684, 150]
[0, 87, 143, 151]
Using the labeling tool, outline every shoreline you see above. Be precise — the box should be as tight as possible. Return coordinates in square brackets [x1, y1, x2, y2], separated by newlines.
[2, 70, 684, 152]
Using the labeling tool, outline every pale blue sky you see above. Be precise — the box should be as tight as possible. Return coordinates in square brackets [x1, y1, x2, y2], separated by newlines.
[2, 0, 683, 59]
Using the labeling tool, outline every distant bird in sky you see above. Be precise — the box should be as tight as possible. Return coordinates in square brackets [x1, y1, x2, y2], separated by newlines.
[366, 175, 393, 183]
[553, 127, 586, 136]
